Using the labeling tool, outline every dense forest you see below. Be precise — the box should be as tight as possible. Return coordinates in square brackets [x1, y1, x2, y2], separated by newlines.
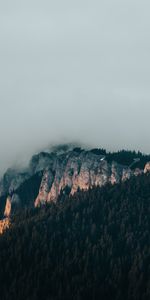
[0, 173, 150, 300]
[89, 148, 150, 169]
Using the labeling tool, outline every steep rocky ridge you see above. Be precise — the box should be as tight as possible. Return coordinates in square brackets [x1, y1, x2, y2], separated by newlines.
[35, 151, 143, 206]
[0, 147, 149, 221]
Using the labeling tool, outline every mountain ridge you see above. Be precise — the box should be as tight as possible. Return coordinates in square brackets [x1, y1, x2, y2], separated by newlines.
[0, 172, 149, 300]
[0, 146, 150, 222]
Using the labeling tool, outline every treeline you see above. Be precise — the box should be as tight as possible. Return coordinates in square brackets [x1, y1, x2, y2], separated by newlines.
[0, 174, 150, 300]
[89, 148, 150, 169]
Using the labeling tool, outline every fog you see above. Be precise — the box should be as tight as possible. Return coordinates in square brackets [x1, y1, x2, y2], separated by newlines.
[0, 0, 150, 174]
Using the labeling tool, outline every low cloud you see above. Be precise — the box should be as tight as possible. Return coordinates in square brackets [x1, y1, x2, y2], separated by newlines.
[0, 0, 150, 174]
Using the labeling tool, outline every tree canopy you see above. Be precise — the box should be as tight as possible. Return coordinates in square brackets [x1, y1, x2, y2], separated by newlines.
[0, 173, 150, 300]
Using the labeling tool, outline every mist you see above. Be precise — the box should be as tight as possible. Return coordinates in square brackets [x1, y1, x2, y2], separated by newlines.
[0, 0, 150, 174]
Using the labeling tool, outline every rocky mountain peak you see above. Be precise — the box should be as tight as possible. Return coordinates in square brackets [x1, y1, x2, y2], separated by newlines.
[0, 147, 149, 220]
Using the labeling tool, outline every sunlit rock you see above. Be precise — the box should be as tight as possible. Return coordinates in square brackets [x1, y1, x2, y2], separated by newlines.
[35, 169, 54, 207]
[4, 196, 11, 217]
[0, 218, 10, 234]
[0, 148, 148, 215]
[35, 153, 138, 206]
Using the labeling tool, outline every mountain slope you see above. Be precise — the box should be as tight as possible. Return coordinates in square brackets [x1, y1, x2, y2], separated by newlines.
[0, 173, 149, 300]
[0, 147, 149, 219]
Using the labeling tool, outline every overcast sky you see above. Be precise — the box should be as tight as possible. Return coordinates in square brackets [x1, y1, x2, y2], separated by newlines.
[0, 0, 150, 173]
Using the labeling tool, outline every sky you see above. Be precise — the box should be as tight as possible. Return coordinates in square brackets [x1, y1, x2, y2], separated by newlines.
[0, 0, 150, 173]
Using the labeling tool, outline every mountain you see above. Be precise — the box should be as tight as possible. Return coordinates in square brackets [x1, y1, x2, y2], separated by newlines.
[0, 145, 150, 221]
[0, 173, 149, 300]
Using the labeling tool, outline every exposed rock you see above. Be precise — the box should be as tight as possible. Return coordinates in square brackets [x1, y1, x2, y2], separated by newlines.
[144, 162, 150, 174]
[0, 148, 149, 216]
[122, 168, 132, 181]
[110, 162, 123, 184]
[9, 173, 29, 194]
[3, 194, 20, 218]
[0, 218, 10, 234]
[0, 169, 17, 197]
[4, 196, 11, 217]
[134, 168, 143, 176]
[35, 153, 138, 207]
[29, 152, 55, 174]
[0, 169, 29, 197]
[11, 193, 20, 204]
[35, 169, 54, 206]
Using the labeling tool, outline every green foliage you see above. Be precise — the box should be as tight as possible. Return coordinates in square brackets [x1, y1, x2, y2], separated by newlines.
[0, 174, 150, 300]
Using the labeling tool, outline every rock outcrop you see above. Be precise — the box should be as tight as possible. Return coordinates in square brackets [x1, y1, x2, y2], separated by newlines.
[0, 147, 147, 218]
[34, 151, 143, 207]
[144, 162, 150, 173]
[4, 196, 12, 217]
[0, 218, 10, 234]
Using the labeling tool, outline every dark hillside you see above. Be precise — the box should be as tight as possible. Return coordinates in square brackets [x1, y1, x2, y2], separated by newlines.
[0, 174, 150, 300]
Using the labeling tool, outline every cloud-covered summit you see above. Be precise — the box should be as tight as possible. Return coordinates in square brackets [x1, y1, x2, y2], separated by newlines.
[0, 0, 150, 173]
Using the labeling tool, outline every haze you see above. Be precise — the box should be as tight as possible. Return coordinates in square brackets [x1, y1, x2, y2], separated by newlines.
[0, 0, 150, 174]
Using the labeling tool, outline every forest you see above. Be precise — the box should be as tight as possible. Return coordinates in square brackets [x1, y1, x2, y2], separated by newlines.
[89, 148, 150, 169]
[0, 173, 149, 300]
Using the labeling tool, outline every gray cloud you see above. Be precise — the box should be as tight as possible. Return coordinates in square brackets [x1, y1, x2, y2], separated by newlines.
[0, 0, 150, 173]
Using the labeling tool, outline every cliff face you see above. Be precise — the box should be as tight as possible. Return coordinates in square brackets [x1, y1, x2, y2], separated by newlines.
[0, 148, 147, 218]
[0, 169, 30, 198]
[4, 196, 11, 217]
[144, 162, 150, 174]
[34, 151, 143, 207]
